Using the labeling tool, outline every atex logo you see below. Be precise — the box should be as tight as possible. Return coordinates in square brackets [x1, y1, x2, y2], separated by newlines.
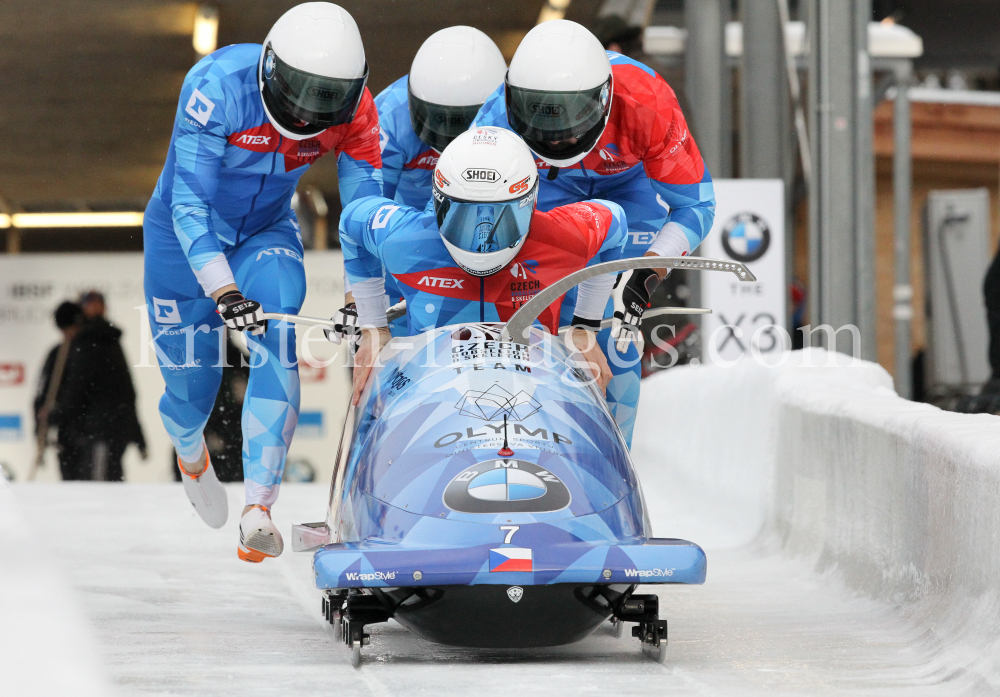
[463, 168, 500, 183]
[256, 247, 303, 262]
[236, 134, 271, 145]
[410, 152, 439, 169]
[418, 276, 464, 289]
[152, 298, 181, 324]
[184, 88, 215, 127]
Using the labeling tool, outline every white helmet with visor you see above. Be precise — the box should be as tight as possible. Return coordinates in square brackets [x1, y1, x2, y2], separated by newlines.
[408, 26, 507, 152]
[258, 3, 369, 140]
[432, 127, 539, 276]
[505, 20, 613, 167]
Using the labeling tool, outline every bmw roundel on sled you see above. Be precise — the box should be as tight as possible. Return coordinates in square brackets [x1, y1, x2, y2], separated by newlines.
[285, 258, 756, 666]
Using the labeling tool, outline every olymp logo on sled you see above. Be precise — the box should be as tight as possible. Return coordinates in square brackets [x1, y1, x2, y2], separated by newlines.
[152, 298, 181, 324]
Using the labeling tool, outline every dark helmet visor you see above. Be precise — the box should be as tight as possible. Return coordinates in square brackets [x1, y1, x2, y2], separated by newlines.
[408, 86, 483, 152]
[261, 44, 369, 136]
[504, 77, 612, 162]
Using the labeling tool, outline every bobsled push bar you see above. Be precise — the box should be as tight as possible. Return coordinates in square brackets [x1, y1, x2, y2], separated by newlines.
[501, 256, 755, 344]
[260, 301, 408, 331]
[263, 301, 705, 333]
[263, 260, 748, 335]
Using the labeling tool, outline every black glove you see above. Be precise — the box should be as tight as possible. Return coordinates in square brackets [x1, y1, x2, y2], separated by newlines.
[613, 268, 660, 351]
[216, 291, 267, 335]
[324, 304, 361, 348]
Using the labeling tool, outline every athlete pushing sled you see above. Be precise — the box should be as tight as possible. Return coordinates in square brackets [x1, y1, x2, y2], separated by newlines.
[143, 3, 381, 562]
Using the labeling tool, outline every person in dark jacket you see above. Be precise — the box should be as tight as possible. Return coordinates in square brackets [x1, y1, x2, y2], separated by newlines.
[35, 301, 85, 479]
[48, 307, 147, 480]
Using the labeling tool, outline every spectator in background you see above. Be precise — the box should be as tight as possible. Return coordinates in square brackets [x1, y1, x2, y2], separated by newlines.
[957, 249, 1000, 414]
[964, 249, 1000, 413]
[34, 301, 84, 480]
[79, 290, 106, 320]
[48, 292, 147, 480]
[985, 252, 1000, 392]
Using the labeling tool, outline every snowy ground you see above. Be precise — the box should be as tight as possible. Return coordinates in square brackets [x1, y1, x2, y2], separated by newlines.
[9, 480, 962, 697]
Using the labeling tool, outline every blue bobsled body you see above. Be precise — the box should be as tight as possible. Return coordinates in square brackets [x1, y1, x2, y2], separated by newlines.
[313, 323, 704, 648]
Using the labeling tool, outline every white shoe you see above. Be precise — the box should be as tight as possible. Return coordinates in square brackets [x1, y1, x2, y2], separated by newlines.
[238, 505, 284, 563]
[178, 449, 228, 529]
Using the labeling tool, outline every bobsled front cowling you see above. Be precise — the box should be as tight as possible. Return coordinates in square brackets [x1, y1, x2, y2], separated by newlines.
[314, 324, 707, 592]
[349, 324, 638, 525]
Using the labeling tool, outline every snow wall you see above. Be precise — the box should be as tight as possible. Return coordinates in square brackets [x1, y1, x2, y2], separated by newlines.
[634, 348, 1000, 678]
[0, 477, 115, 696]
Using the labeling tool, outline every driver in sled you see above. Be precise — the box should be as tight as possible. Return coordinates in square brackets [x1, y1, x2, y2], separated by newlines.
[340, 126, 662, 429]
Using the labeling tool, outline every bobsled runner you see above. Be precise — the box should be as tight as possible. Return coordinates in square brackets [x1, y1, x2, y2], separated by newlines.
[287, 257, 756, 666]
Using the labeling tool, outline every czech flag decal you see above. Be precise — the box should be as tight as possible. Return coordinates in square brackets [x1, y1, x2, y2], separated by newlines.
[489, 547, 532, 572]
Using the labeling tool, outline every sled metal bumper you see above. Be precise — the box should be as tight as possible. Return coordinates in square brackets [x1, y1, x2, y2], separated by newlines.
[313, 537, 706, 589]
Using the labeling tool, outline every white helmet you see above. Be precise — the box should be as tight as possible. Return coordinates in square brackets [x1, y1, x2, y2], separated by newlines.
[505, 20, 613, 167]
[258, 3, 368, 140]
[408, 26, 507, 152]
[433, 127, 539, 276]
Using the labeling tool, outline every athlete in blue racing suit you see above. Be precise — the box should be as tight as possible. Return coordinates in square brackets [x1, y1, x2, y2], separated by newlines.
[333, 27, 506, 342]
[143, 38, 382, 534]
[375, 75, 439, 211]
[340, 195, 627, 336]
[474, 28, 716, 446]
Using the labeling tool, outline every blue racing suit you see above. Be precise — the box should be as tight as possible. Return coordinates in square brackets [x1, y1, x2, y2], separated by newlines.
[473, 52, 716, 440]
[375, 75, 438, 211]
[340, 195, 644, 442]
[143, 43, 383, 507]
[369, 74, 437, 330]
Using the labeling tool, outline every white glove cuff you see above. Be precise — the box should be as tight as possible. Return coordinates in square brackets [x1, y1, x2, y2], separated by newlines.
[646, 222, 690, 259]
[351, 277, 388, 328]
[194, 254, 237, 296]
[574, 273, 616, 321]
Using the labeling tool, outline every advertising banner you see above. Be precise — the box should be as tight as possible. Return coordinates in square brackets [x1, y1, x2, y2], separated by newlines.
[699, 179, 786, 365]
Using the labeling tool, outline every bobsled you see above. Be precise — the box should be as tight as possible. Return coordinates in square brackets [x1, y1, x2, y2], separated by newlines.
[288, 257, 756, 666]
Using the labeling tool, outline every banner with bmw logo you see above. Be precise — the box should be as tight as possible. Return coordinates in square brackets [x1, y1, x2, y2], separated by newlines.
[699, 179, 786, 364]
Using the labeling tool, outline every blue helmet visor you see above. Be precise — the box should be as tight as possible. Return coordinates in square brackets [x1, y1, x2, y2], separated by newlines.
[433, 178, 539, 255]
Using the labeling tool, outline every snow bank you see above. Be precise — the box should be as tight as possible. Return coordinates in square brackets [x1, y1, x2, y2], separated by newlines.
[0, 478, 115, 696]
[635, 349, 1000, 682]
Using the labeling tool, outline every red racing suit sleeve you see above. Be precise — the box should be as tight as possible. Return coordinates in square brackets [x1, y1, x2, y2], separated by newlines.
[334, 89, 384, 207]
[620, 65, 716, 255]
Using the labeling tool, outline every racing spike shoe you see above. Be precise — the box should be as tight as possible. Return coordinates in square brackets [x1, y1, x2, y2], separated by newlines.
[238, 505, 284, 563]
[178, 448, 228, 529]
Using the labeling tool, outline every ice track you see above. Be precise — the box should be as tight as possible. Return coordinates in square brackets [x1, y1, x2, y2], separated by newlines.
[5, 481, 952, 697]
[8, 351, 1000, 695]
